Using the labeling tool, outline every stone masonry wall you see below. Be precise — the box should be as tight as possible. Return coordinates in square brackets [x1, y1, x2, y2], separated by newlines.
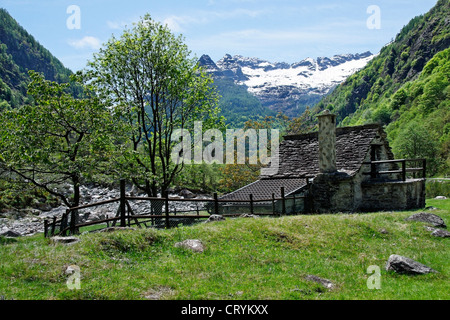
[311, 172, 355, 213]
[360, 179, 426, 211]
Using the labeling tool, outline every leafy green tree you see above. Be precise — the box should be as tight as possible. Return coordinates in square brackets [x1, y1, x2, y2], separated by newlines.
[173, 162, 224, 193]
[391, 121, 440, 176]
[419, 73, 449, 114]
[386, 48, 450, 176]
[287, 107, 318, 134]
[218, 113, 288, 192]
[85, 14, 222, 197]
[0, 71, 114, 207]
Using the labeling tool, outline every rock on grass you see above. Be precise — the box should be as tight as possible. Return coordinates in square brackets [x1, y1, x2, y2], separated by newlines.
[405, 212, 446, 228]
[304, 275, 335, 290]
[174, 239, 205, 253]
[385, 254, 438, 275]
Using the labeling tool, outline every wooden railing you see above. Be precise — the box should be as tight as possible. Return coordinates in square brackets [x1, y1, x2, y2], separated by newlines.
[44, 182, 308, 238]
[363, 158, 426, 181]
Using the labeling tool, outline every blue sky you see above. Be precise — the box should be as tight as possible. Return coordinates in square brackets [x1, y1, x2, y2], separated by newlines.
[1, 0, 438, 72]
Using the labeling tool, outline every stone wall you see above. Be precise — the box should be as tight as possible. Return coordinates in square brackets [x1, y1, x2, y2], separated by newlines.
[310, 172, 356, 213]
[275, 196, 306, 214]
[360, 179, 426, 211]
[311, 175, 426, 213]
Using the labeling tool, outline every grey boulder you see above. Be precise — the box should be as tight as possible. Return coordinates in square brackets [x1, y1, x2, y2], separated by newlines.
[240, 213, 259, 218]
[0, 230, 22, 238]
[304, 275, 335, 290]
[179, 189, 196, 199]
[174, 239, 205, 253]
[431, 228, 450, 238]
[386, 254, 438, 275]
[50, 236, 81, 245]
[405, 212, 446, 228]
[205, 214, 226, 223]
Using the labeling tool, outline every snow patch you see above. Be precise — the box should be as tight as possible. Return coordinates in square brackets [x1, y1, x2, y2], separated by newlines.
[238, 55, 374, 96]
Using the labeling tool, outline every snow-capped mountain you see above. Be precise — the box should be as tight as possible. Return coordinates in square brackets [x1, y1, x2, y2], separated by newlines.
[199, 52, 375, 116]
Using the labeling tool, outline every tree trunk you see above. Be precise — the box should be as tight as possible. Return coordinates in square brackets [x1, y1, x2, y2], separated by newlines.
[72, 175, 81, 208]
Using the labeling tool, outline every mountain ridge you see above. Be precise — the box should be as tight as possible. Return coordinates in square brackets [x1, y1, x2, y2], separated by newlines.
[313, 0, 449, 124]
[309, 0, 449, 176]
[200, 51, 374, 117]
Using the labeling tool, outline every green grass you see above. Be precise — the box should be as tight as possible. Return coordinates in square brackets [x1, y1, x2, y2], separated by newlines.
[0, 199, 449, 300]
[426, 179, 450, 198]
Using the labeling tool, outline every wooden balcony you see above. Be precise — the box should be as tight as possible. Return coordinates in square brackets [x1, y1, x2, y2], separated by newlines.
[363, 158, 426, 181]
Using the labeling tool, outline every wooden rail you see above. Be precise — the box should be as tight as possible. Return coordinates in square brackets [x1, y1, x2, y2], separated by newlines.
[362, 158, 426, 181]
[44, 181, 308, 238]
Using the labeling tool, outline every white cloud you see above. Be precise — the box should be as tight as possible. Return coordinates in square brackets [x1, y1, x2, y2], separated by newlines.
[203, 28, 331, 47]
[106, 21, 122, 30]
[163, 14, 212, 32]
[162, 8, 266, 32]
[163, 16, 189, 32]
[188, 26, 375, 63]
[68, 36, 102, 50]
[106, 18, 138, 30]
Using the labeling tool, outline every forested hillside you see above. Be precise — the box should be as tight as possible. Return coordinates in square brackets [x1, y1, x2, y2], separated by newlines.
[0, 8, 73, 109]
[387, 48, 449, 175]
[213, 77, 276, 128]
[310, 0, 449, 176]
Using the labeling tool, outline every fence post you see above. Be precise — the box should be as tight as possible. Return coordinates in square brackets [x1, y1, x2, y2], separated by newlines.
[214, 193, 219, 215]
[292, 194, 296, 214]
[120, 179, 126, 227]
[165, 191, 170, 229]
[70, 210, 77, 235]
[250, 194, 254, 215]
[272, 193, 276, 216]
[127, 206, 131, 227]
[150, 206, 154, 226]
[281, 187, 286, 216]
[422, 159, 427, 179]
[401, 160, 406, 181]
[51, 216, 56, 237]
[44, 219, 48, 238]
[61, 210, 69, 236]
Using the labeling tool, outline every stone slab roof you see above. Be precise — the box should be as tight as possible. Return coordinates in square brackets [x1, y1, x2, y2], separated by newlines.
[263, 123, 390, 179]
[220, 124, 392, 202]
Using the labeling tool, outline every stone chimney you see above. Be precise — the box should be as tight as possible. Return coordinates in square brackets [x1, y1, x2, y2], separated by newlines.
[317, 110, 337, 173]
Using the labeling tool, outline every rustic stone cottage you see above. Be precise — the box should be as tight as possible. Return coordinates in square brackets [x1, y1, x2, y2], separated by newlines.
[219, 110, 426, 214]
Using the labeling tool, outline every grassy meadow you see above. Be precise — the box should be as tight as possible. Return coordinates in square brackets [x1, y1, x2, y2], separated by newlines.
[0, 199, 448, 300]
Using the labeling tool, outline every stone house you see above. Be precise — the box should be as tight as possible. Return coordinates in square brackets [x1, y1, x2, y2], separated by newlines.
[219, 111, 426, 213]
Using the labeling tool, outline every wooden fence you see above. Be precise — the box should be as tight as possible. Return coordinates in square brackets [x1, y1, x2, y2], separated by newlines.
[362, 158, 426, 181]
[44, 159, 427, 238]
[44, 181, 307, 238]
